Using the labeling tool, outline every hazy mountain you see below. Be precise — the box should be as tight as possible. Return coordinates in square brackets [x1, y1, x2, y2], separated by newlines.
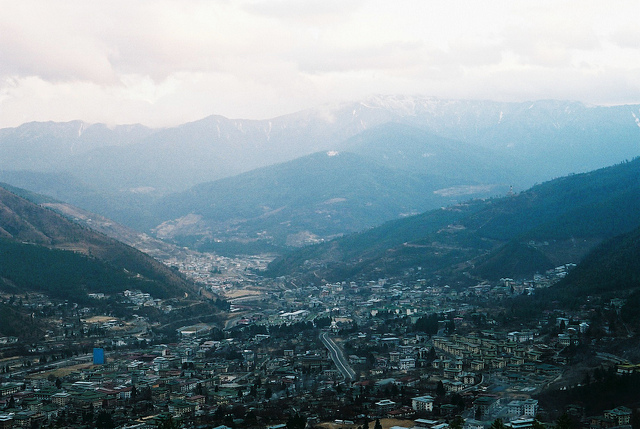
[0, 96, 638, 242]
[0, 170, 160, 231]
[266, 157, 640, 283]
[0, 120, 154, 172]
[151, 129, 515, 252]
[1, 96, 638, 198]
[337, 122, 517, 183]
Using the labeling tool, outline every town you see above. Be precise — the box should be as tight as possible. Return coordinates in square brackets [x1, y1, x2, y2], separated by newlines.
[0, 249, 635, 429]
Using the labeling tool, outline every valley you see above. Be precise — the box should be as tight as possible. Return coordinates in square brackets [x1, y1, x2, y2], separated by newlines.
[0, 98, 639, 429]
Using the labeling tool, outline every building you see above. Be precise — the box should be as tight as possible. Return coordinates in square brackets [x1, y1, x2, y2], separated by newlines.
[93, 348, 105, 365]
[412, 395, 434, 412]
[399, 358, 416, 370]
[603, 406, 632, 426]
[507, 399, 538, 417]
[376, 399, 397, 415]
[474, 396, 500, 419]
[506, 418, 535, 429]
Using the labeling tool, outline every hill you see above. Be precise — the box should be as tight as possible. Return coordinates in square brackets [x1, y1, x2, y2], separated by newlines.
[338, 122, 516, 184]
[266, 158, 640, 283]
[545, 226, 640, 303]
[505, 223, 640, 342]
[0, 185, 194, 301]
[152, 129, 513, 252]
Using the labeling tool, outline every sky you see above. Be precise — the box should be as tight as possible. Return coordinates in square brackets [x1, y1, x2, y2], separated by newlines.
[1, 0, 640, 128]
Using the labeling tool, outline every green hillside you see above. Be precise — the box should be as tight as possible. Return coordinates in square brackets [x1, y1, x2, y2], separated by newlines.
[0, 185, 194, 300]
[0, 238, 174, 301]
[154, 150, 493, 250]
[267, 158, 640, 282]
[549, 226, 640, 301]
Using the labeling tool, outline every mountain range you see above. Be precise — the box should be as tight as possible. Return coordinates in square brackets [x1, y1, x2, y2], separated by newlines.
[1, 96, 639, 237]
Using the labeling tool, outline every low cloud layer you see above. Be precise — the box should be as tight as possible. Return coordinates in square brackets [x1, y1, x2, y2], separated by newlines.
[1, 0, 639, 128]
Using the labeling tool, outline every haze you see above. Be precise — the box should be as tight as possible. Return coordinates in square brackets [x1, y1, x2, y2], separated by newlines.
[1, 0, 640, 128]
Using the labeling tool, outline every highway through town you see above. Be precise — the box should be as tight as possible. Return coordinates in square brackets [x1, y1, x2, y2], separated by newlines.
[320, 332, 356, 382]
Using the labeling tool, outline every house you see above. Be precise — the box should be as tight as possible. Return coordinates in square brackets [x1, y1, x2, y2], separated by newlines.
[603, 406, 632, 426]
[376, 399, 397, 414]
[51, 392, 71, 407]
[399, 358, 416, 371]
[412, 396, 434, 412]
[474, 396, 500, 418]
[414, 419, 440, 429]
[506, 399, 538, 417]
[388, 406, 416, 419]
[168, 399, 196, 417]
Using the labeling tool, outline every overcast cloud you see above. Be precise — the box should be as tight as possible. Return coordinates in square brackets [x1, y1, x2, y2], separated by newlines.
[1, 0, 639, 128]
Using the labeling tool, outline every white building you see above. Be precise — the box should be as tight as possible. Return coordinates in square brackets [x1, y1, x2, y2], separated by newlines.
[506, 399, 538, 417]
[412, 395, 434, 412]
[399, 358, 416, 370]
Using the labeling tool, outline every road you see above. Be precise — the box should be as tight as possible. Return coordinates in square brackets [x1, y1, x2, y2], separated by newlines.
[8, 353, 92, 378]
[320, 332, 355, 382]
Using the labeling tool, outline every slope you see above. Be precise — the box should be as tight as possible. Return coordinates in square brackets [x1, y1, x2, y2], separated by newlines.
[338, 122, 517, 184]
[152, 140, 510, 252]
[549, 226, 640, 300]
[0, 185, 193, 300]
[266, 157, 640, 282]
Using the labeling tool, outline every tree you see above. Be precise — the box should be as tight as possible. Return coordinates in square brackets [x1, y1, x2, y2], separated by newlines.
[374, 418, 383, 429]
[95, 411, 115, 429]
[490, 419, 506, 429]
[157, 415, 180, 429]
[555, 413, 573, 429]
[436, 380, 446, 397]
[449, 416, 465, 429]
[245, 410, 258, 425]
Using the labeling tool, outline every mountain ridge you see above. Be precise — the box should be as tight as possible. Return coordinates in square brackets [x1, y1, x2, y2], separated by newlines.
[1, 96, 638, 238]
[151, 126, 514, 252]
[266, 157, 640, 283]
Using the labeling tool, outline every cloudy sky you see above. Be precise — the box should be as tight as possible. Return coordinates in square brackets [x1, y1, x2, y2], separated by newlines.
[1, 0, 639, 128]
